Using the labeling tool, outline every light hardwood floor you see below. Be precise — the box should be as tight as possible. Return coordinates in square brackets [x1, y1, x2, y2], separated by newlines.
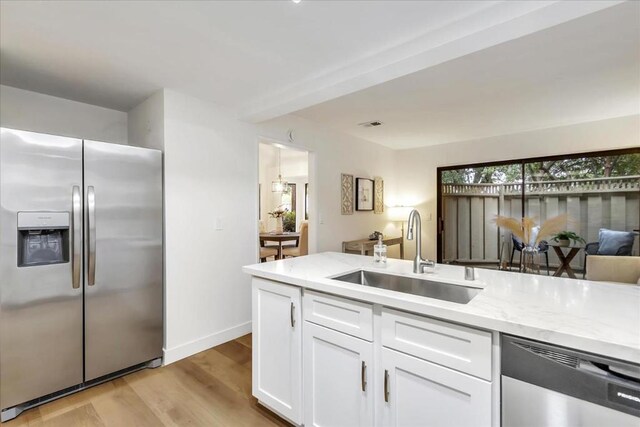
[5, 334, 290, 427]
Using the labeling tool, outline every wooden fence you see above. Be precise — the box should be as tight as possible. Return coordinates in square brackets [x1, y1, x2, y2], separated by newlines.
[442, 176, 640, 270]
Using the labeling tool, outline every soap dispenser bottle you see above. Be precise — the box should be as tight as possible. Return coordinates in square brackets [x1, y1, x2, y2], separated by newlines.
[373, 235, 387, 265]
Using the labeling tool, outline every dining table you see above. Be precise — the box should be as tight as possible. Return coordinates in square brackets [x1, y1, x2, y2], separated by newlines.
[260, 232, 300, 260]
[548, 242, 583, 278]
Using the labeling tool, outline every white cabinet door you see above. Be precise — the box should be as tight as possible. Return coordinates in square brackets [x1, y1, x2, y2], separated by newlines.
[380, 347, 491, 427]
[252, 278, 302, 425]
[304, 322, 374, 427]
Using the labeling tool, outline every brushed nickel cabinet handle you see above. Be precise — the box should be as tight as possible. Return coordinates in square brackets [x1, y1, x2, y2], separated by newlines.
[384, 369, 390, 402]
[71, 186, 81, 289]
[290, 302, 295, 327]
[361, 361, 367, 392]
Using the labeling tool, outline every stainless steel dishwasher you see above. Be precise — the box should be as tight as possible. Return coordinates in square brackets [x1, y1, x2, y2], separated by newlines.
[501, 335, 640, 427]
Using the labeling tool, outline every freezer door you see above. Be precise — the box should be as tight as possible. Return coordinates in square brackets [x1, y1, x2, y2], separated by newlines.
[0, 128, 83, 410]
[83, 140, 163, 381]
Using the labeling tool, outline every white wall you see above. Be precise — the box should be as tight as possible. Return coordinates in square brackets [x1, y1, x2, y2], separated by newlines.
[258, 114, 402, 258]
[161, 90, 258, 363]
[0, 85, 128, 144]
[127, 91, 404, 365]
[395, 114, 640, 261]
[126, 96, 404, 364]
[127, 91, 164, 150]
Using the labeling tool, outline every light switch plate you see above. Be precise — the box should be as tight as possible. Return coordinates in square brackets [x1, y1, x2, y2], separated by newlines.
[215, 217, 223, 230]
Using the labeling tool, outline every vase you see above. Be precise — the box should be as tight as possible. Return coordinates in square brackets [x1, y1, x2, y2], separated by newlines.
[557, 238, 570, 247]
[275, 217, 283, 234]
[520, 246, 541, 274]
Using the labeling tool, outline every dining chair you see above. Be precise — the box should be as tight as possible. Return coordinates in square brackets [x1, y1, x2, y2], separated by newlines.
[283, 221, 308, 258]
[586, 255, 640, 285]
[259, 246, 278, 262]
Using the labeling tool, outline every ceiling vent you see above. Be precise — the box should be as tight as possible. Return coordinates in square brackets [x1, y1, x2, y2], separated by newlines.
[358, 120, 383, 128]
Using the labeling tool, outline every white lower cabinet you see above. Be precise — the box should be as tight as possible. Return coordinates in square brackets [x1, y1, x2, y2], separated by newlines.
[379, 347, 492, 427]
[303, 322, 374, 427]
[251, 279, 494, 427]
[252, 278, 302, 425]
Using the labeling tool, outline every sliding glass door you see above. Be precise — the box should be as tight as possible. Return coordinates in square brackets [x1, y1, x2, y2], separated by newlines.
[438, 149, 639, 275]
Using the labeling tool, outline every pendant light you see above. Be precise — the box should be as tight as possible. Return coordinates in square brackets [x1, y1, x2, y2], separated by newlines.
[272, 148, 289, 193]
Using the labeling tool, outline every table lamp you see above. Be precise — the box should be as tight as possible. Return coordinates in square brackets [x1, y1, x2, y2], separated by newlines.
[388, 206, 414, 259]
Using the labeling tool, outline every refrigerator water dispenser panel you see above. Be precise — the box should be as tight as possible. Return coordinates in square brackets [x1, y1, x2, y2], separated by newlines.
[17, 211, 70, 267]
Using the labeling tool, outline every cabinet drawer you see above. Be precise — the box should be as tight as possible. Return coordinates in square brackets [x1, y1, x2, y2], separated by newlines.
[303, 290, 373, 341]
[381, 308, 492, 380]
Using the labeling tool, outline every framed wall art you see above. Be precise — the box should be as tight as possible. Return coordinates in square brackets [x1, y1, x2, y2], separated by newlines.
[341, 173, 354, 215]
[356, 178, 374, 211]
[374, 177, 384, 214]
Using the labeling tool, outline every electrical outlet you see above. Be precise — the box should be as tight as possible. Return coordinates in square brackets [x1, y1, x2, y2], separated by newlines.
[215, 217, 223, 230]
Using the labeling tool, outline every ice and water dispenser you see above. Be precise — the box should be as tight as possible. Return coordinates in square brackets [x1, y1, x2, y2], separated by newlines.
[17, 211, 70, 267]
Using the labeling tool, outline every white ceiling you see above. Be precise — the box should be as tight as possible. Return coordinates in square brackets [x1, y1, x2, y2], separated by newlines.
[293, 1, 640, 149]
[0, 0, 620, 121]
[0, 0, 491, 112]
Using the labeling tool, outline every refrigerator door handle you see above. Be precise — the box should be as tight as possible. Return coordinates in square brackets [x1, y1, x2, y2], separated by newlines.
[72, 186, 81, 289]
[87, 186, 96, 286]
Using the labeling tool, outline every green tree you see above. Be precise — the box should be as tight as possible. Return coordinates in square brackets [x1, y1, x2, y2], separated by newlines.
[525, 154, 640, 181]
[283, 211, 296, 232]
[442, 164, 522, 184]
[442, 154, 640, 184]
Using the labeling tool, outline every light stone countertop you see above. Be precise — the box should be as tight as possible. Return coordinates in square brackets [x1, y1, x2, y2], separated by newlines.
[243, 252, 640, 364]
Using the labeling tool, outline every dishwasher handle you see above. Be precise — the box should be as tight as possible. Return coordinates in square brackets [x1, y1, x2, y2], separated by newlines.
[582, 360, 640, 384]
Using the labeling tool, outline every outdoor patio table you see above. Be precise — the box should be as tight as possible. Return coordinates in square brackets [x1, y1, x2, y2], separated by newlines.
[549, 243, 583, 279]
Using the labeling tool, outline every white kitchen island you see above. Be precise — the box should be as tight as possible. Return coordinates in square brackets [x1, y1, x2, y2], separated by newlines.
[243, 252, 640, 427]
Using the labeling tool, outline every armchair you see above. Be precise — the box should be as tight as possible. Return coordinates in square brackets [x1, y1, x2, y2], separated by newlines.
[586, 255, 640, 284]
[583, 229, 636, 278]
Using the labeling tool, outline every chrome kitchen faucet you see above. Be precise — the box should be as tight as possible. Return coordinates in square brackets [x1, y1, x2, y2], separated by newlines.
[406, 209, 434, 274]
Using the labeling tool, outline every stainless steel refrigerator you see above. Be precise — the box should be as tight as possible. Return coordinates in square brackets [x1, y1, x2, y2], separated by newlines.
[0, 128, 163, 422]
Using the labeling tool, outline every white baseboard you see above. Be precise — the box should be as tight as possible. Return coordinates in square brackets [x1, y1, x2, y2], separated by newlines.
[163, 321, 252, 365]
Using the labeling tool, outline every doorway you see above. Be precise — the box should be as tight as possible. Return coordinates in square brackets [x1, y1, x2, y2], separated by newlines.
[258, 141, 311, 262]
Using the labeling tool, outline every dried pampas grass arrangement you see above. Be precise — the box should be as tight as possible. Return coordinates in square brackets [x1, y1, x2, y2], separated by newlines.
[494, 216, 527, 242]
[536, 214, 569, 245]
[494, 214, 568, 246]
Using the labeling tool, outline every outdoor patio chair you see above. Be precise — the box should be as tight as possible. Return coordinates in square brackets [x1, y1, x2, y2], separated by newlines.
[510, 234, 550, 275]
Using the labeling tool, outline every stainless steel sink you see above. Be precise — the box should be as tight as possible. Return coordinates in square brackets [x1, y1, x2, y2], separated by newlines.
[332, 270, 480, 304]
